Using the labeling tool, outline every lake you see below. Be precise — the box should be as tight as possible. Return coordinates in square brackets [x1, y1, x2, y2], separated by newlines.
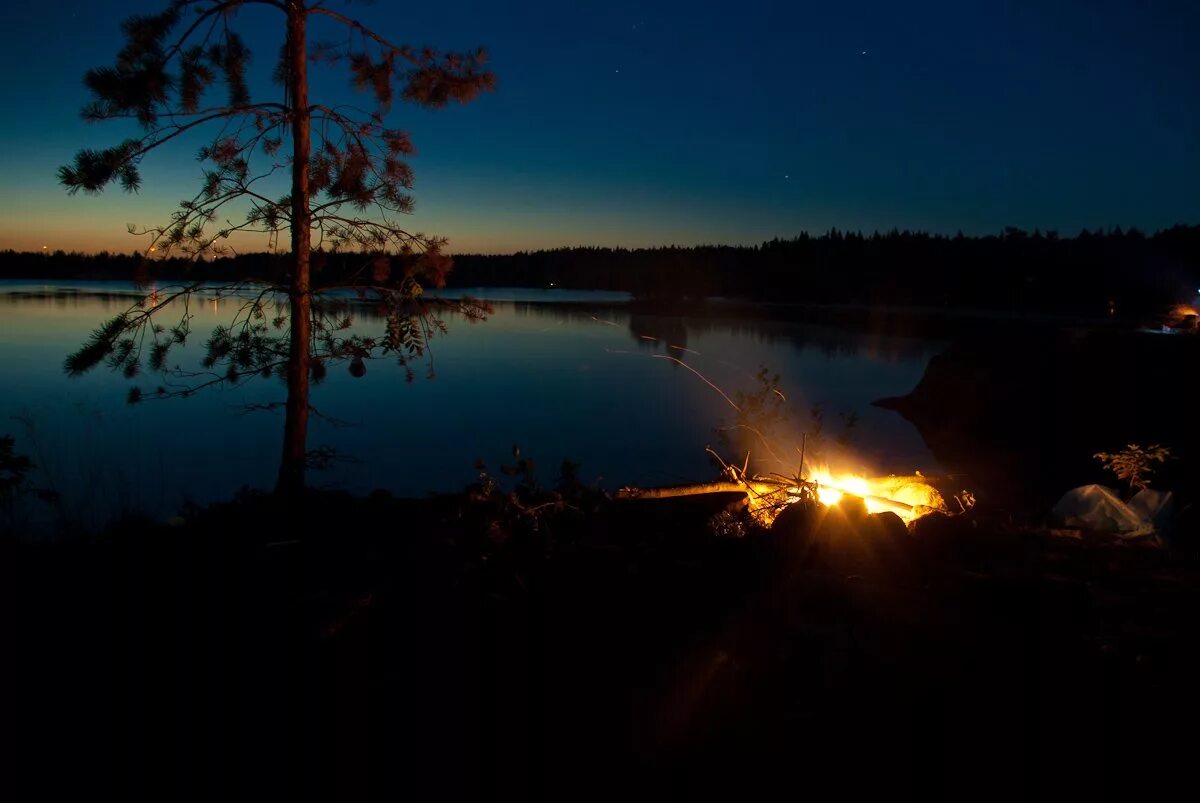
[0, 281, 945, 528]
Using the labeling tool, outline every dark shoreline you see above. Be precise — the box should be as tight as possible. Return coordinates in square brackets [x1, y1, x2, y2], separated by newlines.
[9, 485, 1200, 798]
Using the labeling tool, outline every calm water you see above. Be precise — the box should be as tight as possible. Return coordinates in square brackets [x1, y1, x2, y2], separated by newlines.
[1, 282, 945, 527]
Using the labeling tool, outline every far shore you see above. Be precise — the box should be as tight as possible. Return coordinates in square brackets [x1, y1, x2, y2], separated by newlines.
[0, 277, 1147, 332]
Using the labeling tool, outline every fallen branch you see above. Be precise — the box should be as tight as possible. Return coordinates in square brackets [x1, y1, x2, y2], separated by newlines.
[615, 479, 918, 515]
[615, 481, 778, 500]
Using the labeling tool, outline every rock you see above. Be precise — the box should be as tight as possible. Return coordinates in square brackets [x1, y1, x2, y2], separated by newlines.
[867, 511, 907, 541]
[834, 494, 869, 520]
[908, 511, 967, 541]
[771, 500, 818, 541]
[876, 330, 1200, 510]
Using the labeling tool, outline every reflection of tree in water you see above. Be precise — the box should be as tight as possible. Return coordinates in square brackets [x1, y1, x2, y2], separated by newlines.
[15, 290, 941, 367]
[510, 302, 618, 324]
[4, 286, 490, 331]
[507, 301, 941, 364]
[627, 314, 690, 360]
[0, 290, 146, 309]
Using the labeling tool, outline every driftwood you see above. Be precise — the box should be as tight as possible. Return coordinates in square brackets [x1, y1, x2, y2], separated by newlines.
[615, 481, 779, 499]
[615, 479, 917, 515]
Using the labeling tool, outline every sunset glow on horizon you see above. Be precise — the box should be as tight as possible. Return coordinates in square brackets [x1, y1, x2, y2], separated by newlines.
[2, 0, 1197, 256]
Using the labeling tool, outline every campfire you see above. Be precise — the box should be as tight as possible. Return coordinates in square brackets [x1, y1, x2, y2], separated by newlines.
[603, 336, 964, 530]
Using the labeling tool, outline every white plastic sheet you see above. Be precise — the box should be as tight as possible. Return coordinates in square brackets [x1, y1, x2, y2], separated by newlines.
[1128, 488, 1174, 530]
[1051, 484, 1160, 537]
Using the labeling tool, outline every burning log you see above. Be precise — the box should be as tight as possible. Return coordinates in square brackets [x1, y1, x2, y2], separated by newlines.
[617, 473, 943, 527]
[616, 480, 915, 513]
[615, 480, 782, 500]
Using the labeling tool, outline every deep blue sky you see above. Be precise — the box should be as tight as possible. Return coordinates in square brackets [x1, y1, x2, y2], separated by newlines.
[1, 0, 1197, 253]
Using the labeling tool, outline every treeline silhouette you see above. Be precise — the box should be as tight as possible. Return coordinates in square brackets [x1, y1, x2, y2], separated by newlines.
[4, 225, 1198, 316]
[451, 226, 1199, 316]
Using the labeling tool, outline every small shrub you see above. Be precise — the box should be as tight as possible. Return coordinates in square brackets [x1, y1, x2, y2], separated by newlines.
[1094, 444, 1171, 495]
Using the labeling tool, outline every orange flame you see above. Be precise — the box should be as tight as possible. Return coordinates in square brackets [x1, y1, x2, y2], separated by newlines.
[807, 469, 944, 523]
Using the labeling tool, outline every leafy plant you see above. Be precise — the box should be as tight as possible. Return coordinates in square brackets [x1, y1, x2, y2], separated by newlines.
[707, 507, 751, 538]
[465, 446, 598, 553]
[0, 434, 61, 531]
[1094, 444, 1171, 495]
[0, 435, 33, 498]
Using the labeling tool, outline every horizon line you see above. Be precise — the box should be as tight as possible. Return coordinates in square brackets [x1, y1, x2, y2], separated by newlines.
[4, 221, 1199, 259]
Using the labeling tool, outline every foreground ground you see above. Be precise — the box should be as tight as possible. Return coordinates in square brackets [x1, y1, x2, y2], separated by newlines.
[7, 489, 1200, 800]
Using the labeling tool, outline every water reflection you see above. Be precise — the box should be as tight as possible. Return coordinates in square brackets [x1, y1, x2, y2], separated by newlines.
[1, 283, 945, 525]
[511, 301, 940, 363]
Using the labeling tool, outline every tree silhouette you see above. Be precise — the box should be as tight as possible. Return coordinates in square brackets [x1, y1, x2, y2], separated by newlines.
[59, 0, 494, 493]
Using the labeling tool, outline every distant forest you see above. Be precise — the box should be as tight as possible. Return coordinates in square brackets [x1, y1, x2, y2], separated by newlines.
[3, 225, 1198, 317]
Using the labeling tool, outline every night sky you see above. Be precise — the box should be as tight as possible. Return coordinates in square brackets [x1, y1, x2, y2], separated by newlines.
[1, 0, 1198, 254]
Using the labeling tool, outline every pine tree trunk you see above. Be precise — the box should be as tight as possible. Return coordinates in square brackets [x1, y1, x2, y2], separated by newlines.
[277, 3, 312, 496]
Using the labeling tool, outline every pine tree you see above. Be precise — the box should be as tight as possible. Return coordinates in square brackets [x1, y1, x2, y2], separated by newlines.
[59, 0, 495, 493]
